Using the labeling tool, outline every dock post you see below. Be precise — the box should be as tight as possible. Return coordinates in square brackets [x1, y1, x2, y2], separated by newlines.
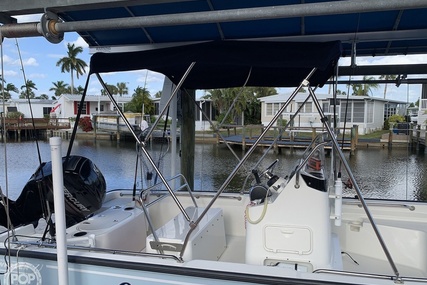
[416, 125, 421, 151]
[350, 125, 357, 155]
[388, 130, 393, 149]
[242, 125, 246, 150]
[116, 116, 120, 142]
[93, 115, 97, 141]
[290, 129, 295, 151]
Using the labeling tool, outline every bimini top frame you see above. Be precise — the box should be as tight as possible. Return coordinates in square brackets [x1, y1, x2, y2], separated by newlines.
[86, 39, 347, 253]
[86, 39, 342, 217]
[89, 40, 342, 89]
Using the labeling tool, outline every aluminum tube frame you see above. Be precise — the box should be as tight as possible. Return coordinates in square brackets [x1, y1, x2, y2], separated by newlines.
[96, 73, 191, 221]
[144, 62, 195, 142]
[308, 86, 401, 281]
[54, 0, 427, 32]
[179, 68, 317, 259]
[1, 1, 427, 40]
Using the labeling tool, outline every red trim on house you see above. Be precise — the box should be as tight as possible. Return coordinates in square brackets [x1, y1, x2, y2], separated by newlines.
[73, 101, 90, 115]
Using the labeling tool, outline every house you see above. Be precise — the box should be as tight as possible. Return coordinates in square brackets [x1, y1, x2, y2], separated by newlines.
[153, 97, 218, 131]
[259, 93, 407, 135]
[52, 94, 132, 119]
[418, 84, 427, 128]
[0, 99, 54, 118]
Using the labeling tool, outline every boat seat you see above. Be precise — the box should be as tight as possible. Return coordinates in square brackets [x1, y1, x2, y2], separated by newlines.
[146, 206, 226, 261]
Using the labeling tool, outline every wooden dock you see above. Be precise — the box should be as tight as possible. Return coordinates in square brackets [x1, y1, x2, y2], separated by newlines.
[217, 125, 358, 154]
[0, 118, 71, 141]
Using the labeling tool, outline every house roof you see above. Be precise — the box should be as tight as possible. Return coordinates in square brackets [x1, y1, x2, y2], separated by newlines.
[260, 93, 407, 104]
[59, 94, 132, 102]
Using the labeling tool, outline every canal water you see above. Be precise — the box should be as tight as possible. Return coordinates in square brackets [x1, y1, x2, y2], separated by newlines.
[0, 139, 426, 201]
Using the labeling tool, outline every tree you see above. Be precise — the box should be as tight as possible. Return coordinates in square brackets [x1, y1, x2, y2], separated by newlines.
[56, 43, 87, 96]
[154, 91, 162, 98]
[350, 76, 379, 96]
[75, 85, 85, 95]
[19, 79, 37, 99]
[35, 94, 49, 100]
[249, 87, 277, 98]
[101, 83, 118, 95]
[126, 86, 154, 113]
[116, 82, 129, 96]
[2, 83, 19, 100]
[336, 89, 347, 95]
[50, 80, 69, 96]
[65, 85, 85, 95]
[205, 87, 258, 124]
[379, 74, 397, 99]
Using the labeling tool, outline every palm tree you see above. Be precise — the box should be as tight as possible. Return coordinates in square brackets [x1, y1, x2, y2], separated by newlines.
[75, 85, 85, 95]
[379, 74, 397, 99]
[36, 94, 49, 100]
[101, 83, 118, 95]
[56, 43, 87, 96]
[19, 79, 37, 99]
[249, 87, 277, 98]
[116, 82, 129, 96]
[2, 83, 19, 100]
[126, 86, 153, 113]
[350, 76, 379, 96]
[50, 80, 69, 96]
[205, 88, 257, 124]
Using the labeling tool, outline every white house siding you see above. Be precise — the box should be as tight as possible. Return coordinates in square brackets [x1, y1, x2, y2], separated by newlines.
[260, 93, 406, 135]
[52, 95, 132, 119]
[418, 84, 427, 129]
[260, 93, 331, 129]
[8, 100, 54, 118]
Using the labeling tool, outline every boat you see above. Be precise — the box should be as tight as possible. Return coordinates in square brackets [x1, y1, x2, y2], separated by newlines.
[1, 40, 426, 285]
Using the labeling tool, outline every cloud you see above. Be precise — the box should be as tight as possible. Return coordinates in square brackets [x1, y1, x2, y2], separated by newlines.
[3, 70, 18, 77]
[66, 36, 89, 49]
[14, 14, 42, 23]
[0, 54, 14, 64]
[136, 71, 164, 84]
[22, 57, 38, 66]
[29, 73, 47, 79]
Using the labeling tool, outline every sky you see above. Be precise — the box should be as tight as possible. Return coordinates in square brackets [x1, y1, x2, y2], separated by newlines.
[1, 14, 426, 104]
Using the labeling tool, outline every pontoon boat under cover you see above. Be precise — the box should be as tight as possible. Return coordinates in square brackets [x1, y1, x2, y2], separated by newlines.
[89, 40, 342, 88]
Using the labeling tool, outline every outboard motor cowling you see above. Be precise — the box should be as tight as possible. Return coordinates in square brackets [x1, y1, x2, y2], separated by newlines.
[0, 156, 106, 228]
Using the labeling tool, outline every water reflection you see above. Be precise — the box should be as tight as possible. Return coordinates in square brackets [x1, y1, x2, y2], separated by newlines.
[0, 139, 425, 201]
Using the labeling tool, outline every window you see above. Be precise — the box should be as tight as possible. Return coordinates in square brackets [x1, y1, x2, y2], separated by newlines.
[305, 102, 312, 113]
[353, 102, 364, 123]
[340, 102, 351, 123]
[74, 102, 89, 115]
[273, 103, 281, 115]
[266, 103, 273, 116]
[43, 107, 52, 116]
[322, 102, 330, 113]
[384, 103, 397, 120]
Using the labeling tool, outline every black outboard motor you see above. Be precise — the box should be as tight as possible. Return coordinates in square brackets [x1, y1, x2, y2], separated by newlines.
[0, 156, 106, 228]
